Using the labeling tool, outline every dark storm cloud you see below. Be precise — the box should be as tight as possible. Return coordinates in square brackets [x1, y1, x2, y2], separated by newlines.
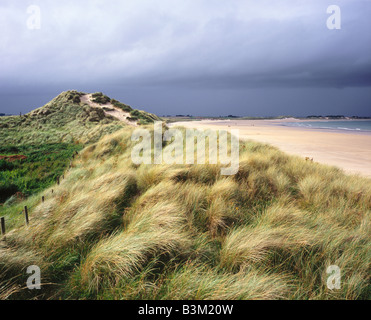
[0, 0, 370, 115]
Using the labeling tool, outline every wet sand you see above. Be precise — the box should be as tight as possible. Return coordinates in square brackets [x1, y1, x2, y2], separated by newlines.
[169, 119, 371, 178]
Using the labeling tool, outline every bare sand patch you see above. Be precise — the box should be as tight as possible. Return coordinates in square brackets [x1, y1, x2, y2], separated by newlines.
[170, 119, 371, 178]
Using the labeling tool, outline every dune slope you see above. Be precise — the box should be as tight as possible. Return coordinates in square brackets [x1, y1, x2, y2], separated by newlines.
[1, 126, 370, 300]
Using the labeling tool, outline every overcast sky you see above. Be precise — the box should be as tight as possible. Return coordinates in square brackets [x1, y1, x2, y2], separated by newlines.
[0, 0, 370, 116]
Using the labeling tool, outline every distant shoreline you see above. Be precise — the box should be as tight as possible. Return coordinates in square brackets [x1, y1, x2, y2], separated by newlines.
[199, 118, 371, 135]
[170, 119, 371, 178]
[163, 116, 371, 123]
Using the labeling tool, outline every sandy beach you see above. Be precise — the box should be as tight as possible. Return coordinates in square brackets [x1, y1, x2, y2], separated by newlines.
[170, 119, 371, 178]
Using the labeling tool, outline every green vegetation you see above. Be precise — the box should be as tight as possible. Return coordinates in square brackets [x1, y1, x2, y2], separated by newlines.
[92, 92, 111, 105]
[0, 90, 128, 208]
[0, 90, 160, 208]
[111, 98, 161, 124]
[0, 91, 126, 146]
[129, 109, 161, 125]
[111, 99, 133, 113]
[1, 126, 370, 300]
[0, 143, 82, 203]
[67, 91, 83, 104]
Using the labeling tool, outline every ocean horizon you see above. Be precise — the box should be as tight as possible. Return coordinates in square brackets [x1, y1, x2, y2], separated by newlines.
[282, 120, 371, 133]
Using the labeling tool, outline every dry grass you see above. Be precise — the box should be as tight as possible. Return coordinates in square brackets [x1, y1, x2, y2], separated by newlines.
[1, 125, 370, 300]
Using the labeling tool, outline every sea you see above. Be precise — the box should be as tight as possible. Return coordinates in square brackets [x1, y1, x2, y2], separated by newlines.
[282, 120, 371, 133]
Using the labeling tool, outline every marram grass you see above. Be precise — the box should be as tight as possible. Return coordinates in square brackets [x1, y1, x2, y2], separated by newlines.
[0, 126, 370, 300]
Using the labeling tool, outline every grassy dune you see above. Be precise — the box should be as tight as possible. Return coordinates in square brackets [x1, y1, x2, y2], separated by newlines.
[0, 91, 160, 147]
[0, 126, 370, 300]
[0, 90, 160, 206]
[0, 91, 126, 146]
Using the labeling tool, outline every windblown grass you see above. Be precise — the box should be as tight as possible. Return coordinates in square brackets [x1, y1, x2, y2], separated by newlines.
[0, 126, 370, 300]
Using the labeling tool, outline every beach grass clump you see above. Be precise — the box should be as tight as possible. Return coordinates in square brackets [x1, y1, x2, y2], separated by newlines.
[111, 99, 133, 112]
[75, 201, 193, 294]
[92, 92, 111, 105]
[154, 262, 290, 300]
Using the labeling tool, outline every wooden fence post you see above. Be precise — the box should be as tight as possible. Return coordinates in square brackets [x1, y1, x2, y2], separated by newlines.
[24, 206, 29, 226]
[57, 177, 60, 185]
[0, 217, 5, 235]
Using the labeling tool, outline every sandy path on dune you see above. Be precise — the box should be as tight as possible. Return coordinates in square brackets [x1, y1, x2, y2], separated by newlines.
[80, 94, 137, 126]
[169, 119, 371, 178]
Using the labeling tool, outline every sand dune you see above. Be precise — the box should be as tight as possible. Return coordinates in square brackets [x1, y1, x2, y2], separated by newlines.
[170, 119, 371, 178]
